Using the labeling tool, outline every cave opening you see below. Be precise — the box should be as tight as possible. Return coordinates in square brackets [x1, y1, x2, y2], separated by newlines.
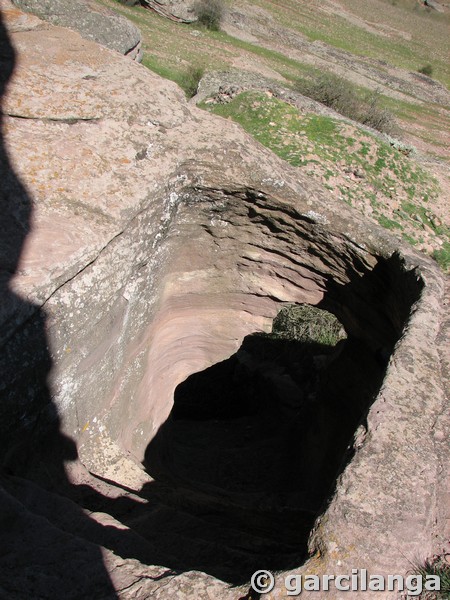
[143, 304, 389, 582]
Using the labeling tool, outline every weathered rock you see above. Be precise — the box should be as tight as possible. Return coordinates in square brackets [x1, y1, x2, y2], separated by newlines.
[12, 0, 143, 60]
[0, 1, 449, 598]
[141, 0, 197, 22]
[425, 0, 445, 12]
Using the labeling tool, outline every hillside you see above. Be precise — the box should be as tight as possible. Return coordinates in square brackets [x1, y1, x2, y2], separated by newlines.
[99, 0, 450, 270]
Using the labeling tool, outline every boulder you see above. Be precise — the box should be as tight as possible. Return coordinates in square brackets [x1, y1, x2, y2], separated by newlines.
[424, 0, 445, 11]
[12, 0, 143, 60]
[141, 0, 197, 22]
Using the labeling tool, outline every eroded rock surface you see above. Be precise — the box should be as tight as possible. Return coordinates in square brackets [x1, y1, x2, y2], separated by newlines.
[0, 1, 449, 598]
[141, 0, 197, 22]
[12, 0, 143, 60]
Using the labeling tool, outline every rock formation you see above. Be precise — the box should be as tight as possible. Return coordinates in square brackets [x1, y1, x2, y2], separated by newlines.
[140, 0, 197, 23]
[0, 1, 448, 598]
[424, 0, 445, 12]
[12, 0, 143, 60]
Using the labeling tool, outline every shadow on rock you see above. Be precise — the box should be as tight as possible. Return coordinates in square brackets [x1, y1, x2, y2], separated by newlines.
[0, 10, 126, 598]
[142, 328, 386, 583]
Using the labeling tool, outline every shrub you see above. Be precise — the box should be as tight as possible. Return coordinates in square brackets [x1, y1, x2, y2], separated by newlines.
[295, 74, 396, 134]
[418, 64, 433, 77]
[179, 65, 204, 98]
[413, 554, 450, 599]
[193, 0, 225, 31]
[270, 304, 346, 346]
[296, 73, 358, 116]
[433, 241, 450, 273]
[359, 89, 396, 134]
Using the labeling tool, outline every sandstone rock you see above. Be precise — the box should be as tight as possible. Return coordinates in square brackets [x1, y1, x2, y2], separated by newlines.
[141, 0, 197, 22]
[0, 1, 449, 598]
[424, 0, 445, 11]
[12, 0, 143, 60]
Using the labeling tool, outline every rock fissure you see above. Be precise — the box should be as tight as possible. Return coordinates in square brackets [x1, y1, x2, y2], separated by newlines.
[2, 112, 103, 124]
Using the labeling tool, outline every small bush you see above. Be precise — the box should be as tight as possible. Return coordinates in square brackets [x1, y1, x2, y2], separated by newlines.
[413, 554, 450, 599]
[180, 65, 204, 98]
[418, 64, 433, 77]
[270, 304, 346, 346]
[295, 74, 396, 134]
[296, 73, 358, 116]
[359, 90, 396, 134]
[193, 0, 225, 31]
[433, 242, 450, 273]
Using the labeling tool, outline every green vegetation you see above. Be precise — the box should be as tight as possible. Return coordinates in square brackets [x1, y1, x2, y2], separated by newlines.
[433, 242, 450, 273]
[202, 90, 447, 257]
[413, 554, 450, 599]
[102, 0, 448, 268]
[418, 64, 433, 77]
[141, 57, 204, 98]
[102, 0, 450, 156]
[249, 0, 450, 87]
[269, 304, 346, 346]
[202, 90, 437, 195]
[180, 64, 205, 97]
[193, 0, 225, 31]
[295, 74, 396, 134]
[141, 55, 187, 90]
[378, 215, 403, 230]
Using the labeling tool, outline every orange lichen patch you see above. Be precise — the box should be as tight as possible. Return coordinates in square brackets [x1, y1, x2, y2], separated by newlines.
[0, 0, 42, 32]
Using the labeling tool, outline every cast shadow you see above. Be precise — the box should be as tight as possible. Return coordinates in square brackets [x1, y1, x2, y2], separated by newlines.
[0, 11, 175, 599]
[141, 255, 423, 585]
[142, 330, 383, 583]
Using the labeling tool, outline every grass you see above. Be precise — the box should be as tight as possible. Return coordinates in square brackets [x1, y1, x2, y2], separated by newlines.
[412, 554, 450, 599]
[205, 28, 319, 82]
[202, 90, 437, 194]
[105, 0, 319, 82]
[201, 90, 447, 259]
[378, 215, 404, 230]
[101, 0, 448, 267]
[433, 242, 450, 273]
[246, 0, 450, 88]
[267, 304, 346, 346]
[101, 0, 450, 159]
